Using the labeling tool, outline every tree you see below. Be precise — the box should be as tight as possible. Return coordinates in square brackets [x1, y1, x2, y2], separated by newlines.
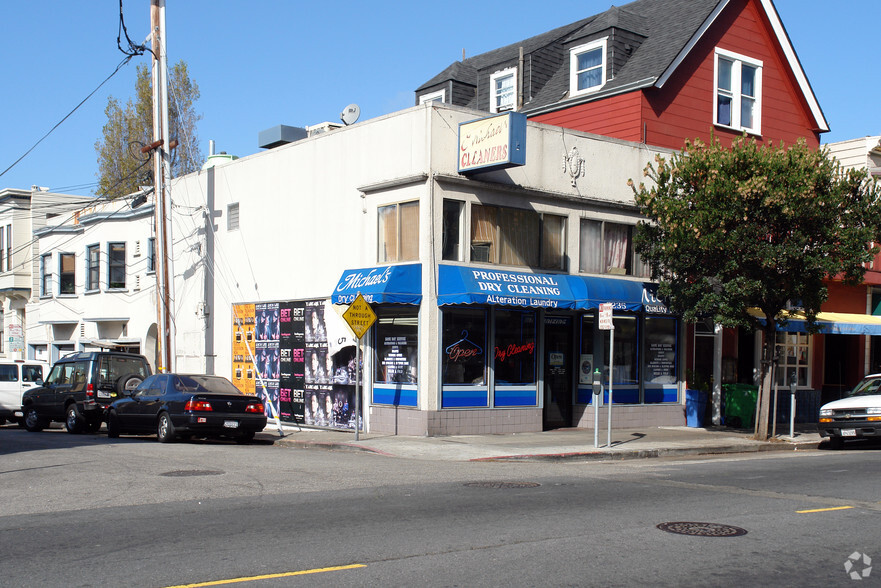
[95, 61, 203, 198]
[631, 136, 881, 440]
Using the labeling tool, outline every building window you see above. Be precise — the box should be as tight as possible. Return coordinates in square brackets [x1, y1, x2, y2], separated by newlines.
[775, 332, 809, 388]
[59, 253, 75, 295]
[86, 245, 99, 291]
[374, 308, 419, 385]
[643, 317, 678, 403]
[227, 203, 240, 231]
[579, 219, 649, 277]
[147, 237, 156, 273]
[489, 68, 516, 113]
[108, 243, 126, 289]
[569, 38, 607, 96]
[419, 89, 445, 104]
[40, 253, 51, 297]
[442, 308, 487, 387]
[442, 200, 463, 261]
[377, 201, 419, 263]
[6, 223, 11, 271]
[715, 48, 762, 134]
[493, 310, 537, 407]
[470, 204, 566, 270]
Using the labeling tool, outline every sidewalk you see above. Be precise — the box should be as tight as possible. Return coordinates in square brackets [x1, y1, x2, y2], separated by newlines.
[255, 421, 824, 462]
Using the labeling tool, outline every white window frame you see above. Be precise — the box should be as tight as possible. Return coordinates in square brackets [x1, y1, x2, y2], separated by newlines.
[714, 48, 763, 135]
[489, 67, 517, 113]
[569, 38, 608, 97]
[419, 89, 445, 104]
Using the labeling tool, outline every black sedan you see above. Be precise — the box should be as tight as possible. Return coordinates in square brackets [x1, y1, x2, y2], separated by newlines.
[106, 374, 267, 443]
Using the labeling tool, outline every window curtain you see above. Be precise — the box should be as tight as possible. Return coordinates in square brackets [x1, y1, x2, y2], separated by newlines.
[499, 208, 539, 267]
[604, 223, 630, 274]
[399, 202, 419, 261]
[579, 219, 602, 273]
[541, 215, 565, 270]
[377, 205, 397, 263]
[471, 205, 498, 262]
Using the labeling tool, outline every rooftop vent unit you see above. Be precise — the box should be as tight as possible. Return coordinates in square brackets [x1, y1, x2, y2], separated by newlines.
[306, 121, 343, 137]
[258, 125, 308, 149]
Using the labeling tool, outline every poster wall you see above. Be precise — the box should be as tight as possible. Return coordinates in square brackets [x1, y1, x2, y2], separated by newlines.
[233, 299, 360, 430]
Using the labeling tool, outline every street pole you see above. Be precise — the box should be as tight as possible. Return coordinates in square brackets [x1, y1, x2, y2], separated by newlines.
[151, 0, 175, 373]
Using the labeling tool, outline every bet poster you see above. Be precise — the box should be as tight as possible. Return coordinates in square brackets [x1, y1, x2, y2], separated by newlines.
[233, 299, 360, 430]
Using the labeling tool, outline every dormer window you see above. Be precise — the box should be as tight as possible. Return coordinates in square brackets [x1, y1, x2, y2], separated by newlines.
[714, 48, 762, 134]
[569, 38, 607, 96]
[419, 89, 445, 104]
[490, 68, 517, 113]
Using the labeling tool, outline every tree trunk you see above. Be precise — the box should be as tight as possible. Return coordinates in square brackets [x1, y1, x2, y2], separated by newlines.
[754, 325, 776, 440]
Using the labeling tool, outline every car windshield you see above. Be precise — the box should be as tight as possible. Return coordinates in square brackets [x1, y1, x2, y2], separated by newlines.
[847, 377, 881, 397]
[173, 375, 242, 395]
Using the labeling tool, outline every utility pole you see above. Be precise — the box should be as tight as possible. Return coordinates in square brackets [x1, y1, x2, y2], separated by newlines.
[151, 0, 175, 372]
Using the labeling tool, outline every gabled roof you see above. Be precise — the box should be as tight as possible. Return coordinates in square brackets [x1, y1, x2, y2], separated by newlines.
[417, 0, 828, 132]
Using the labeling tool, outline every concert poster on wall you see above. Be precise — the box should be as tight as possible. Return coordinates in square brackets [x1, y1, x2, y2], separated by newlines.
[277, 301, 305, 423]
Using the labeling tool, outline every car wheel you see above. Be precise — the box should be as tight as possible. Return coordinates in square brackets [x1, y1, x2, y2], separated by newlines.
[157, 412, 176, 443]
[829, 436, 844, 450]
[236, 430, 256, 444]
[65, 404, 85, 434]
[116, 374, 144, 395]
[106, 410, 121, 438]
[23, 406, 46, 432]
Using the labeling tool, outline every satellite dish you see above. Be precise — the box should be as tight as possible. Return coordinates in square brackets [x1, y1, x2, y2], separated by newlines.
[340, 103, 361, 126]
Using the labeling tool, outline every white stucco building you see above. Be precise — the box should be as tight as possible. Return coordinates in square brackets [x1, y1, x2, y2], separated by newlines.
[170, 103, 685, 436]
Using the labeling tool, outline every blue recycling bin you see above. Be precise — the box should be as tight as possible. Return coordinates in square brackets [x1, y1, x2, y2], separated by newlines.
[685, 389, 708, 427]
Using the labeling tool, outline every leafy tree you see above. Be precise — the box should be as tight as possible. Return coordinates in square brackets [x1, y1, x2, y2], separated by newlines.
[95, 61, 203, 198]
[631, 136, 881, 439]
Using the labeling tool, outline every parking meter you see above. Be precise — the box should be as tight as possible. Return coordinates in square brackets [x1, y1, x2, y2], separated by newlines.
[788, 370, 797, 438]
[788, 370, 797, 395]
[592, 368, 603, 395]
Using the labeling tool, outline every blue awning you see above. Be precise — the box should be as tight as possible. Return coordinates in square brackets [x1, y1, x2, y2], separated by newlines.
[331, 264, 421, 305]
[570, 276, 670, 314]
[438, 265, 577, 309]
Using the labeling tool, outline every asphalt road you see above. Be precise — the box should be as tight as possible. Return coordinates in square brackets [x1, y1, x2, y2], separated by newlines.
[1, 423, 880, 587]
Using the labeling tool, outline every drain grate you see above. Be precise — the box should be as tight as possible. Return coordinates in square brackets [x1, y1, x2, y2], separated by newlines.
[464, 481, 541, 489]
[657, 522, 747, 537]
[160, 470, 225, 477]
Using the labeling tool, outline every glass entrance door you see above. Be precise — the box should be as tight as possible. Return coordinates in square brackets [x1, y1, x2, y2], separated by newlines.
[543, 316, 573, 430]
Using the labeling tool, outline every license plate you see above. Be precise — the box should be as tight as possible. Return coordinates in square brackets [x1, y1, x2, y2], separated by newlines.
[96, 391, 113, 399]
[223, 420, 239, 429]
[841, 429, 857, 437]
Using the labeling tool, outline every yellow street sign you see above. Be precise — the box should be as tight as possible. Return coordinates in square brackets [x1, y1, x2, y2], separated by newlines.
[343, 293, 377, 340]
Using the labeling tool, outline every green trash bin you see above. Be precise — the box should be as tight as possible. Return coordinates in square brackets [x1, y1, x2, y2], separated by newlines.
[722, 384, 758, 429]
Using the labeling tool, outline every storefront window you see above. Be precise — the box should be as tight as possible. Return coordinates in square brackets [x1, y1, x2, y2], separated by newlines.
[442, 309, 487, 385]
[644, 317, 678, 403]
[493, 310, 536, 385]
[775, 332, 809, 387]
[603, 315, 638, 403]
[374, 308, 418, 384]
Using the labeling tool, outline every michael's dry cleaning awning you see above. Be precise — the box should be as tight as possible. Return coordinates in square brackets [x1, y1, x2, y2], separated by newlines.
[437, 265, 669, 312]
[751, 309, 881, 335]
[331, 264, 421, 305]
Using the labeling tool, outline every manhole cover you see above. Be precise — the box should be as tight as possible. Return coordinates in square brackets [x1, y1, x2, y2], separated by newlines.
[160, 470, 225, 477]
[656, 522, 747, 537]
[464, 481, 541, 489]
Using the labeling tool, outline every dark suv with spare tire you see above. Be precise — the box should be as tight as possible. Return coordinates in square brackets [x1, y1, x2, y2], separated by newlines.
[22, 351, 152, 433]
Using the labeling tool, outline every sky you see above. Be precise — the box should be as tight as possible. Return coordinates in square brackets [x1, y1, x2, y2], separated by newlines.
[1, 0, 878, 196]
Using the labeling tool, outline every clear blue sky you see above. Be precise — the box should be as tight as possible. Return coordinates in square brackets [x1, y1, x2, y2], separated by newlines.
[1, 0, 877, 196]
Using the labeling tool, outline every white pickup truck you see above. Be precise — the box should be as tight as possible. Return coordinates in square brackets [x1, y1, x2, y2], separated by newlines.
[818, 374, 881, 448]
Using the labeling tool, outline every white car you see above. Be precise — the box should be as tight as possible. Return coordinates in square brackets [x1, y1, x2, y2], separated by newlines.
[818, 374, 881, 448]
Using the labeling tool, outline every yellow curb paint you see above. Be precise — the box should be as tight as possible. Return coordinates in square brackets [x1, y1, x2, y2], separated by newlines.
[163, 563, 366, 588]
[796, 506, 854, 513]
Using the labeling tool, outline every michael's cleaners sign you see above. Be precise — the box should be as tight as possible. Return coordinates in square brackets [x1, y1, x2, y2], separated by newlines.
[458, 112, 526, 173]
